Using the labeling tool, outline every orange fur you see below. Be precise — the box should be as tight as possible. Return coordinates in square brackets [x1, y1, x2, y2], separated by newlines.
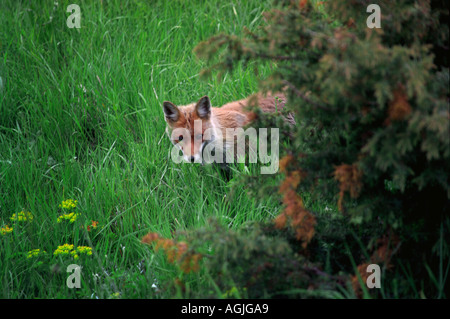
[163, 92, 288, 162]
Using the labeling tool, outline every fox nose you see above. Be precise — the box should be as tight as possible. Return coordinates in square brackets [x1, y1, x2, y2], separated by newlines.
[189, 156, 195, 163]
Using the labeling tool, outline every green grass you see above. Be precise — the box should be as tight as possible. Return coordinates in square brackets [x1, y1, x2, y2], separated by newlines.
[2, 0, 442, 300]
[0, 0, 285, 298]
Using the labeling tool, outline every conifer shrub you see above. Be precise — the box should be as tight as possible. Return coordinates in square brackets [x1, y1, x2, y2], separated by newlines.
[192, 0, 449, 297]
[142, 220, 347, 298]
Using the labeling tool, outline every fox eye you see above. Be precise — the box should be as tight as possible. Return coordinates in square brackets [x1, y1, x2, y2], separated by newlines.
[178, 135, 183, 141]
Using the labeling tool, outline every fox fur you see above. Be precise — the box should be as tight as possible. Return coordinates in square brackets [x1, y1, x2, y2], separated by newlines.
[162, 92, 289, 164]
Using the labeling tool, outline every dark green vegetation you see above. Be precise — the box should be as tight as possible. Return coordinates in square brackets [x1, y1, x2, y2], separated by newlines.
[1, 0, 448, 298]
[195, 0, 449, 298]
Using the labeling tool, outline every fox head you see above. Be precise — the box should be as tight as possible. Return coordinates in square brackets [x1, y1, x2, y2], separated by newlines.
[163, 96, 216, 163]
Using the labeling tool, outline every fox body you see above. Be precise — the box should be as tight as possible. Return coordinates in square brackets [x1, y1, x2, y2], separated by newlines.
[162, 93, 287, 164]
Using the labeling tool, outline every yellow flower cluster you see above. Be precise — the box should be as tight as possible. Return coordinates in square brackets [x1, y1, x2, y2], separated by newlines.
[76, 246, 93, 255]
[27, 249, 47, 259]
[59, 199, 78, 210]
[53, 244, 92, 260]
[2, 211, 33, 236]
[57, 212, 80, 223]
[1, 225, 13, 236]
[10, 211, 34, 223]
[53, 243, 74, 256]
[109, 292, 121, 299]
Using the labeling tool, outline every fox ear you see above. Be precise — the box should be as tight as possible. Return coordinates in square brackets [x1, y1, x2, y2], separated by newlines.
[195, 96, 211, 119]
[163, 101, 179, 122]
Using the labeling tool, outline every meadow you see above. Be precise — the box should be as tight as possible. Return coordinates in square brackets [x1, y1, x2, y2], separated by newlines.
[2, 0, 445, 300]
[0, 0, 291, 298]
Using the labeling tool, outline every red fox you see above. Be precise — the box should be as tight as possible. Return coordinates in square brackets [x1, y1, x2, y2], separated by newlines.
[162, 92, 288, 164]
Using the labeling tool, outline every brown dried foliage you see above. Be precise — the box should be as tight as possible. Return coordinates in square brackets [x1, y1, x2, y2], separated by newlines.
[141, 233, 202, 273]
[351, 233, 401, 297]
[386, 84, 412, 125]
[275, 156, 316, 248]
[333, 163, 363, 212]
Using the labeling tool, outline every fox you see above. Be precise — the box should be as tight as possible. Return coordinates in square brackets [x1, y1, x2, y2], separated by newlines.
[162, 92, 289, 165]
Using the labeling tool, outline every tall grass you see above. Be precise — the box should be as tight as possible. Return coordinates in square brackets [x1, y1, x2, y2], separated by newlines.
[0, 0, 280, 298]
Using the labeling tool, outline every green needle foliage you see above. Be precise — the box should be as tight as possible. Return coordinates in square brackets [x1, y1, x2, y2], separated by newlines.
[195, 0, 449, 297]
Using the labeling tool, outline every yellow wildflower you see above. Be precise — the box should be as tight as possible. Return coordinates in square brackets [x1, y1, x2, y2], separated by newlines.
[10, 211, 33, 223]
[77, 246, 93, 256]
[53, 244, 92, 259]
[70, 250, 79, 260]
[59, 199, 78, 210]
[1, 225, 13, 235]
[57, 212, 80, 223]
[109, 292, 121, 299]
[53, 243, 75, 256]
[27, 249, 47, 259]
